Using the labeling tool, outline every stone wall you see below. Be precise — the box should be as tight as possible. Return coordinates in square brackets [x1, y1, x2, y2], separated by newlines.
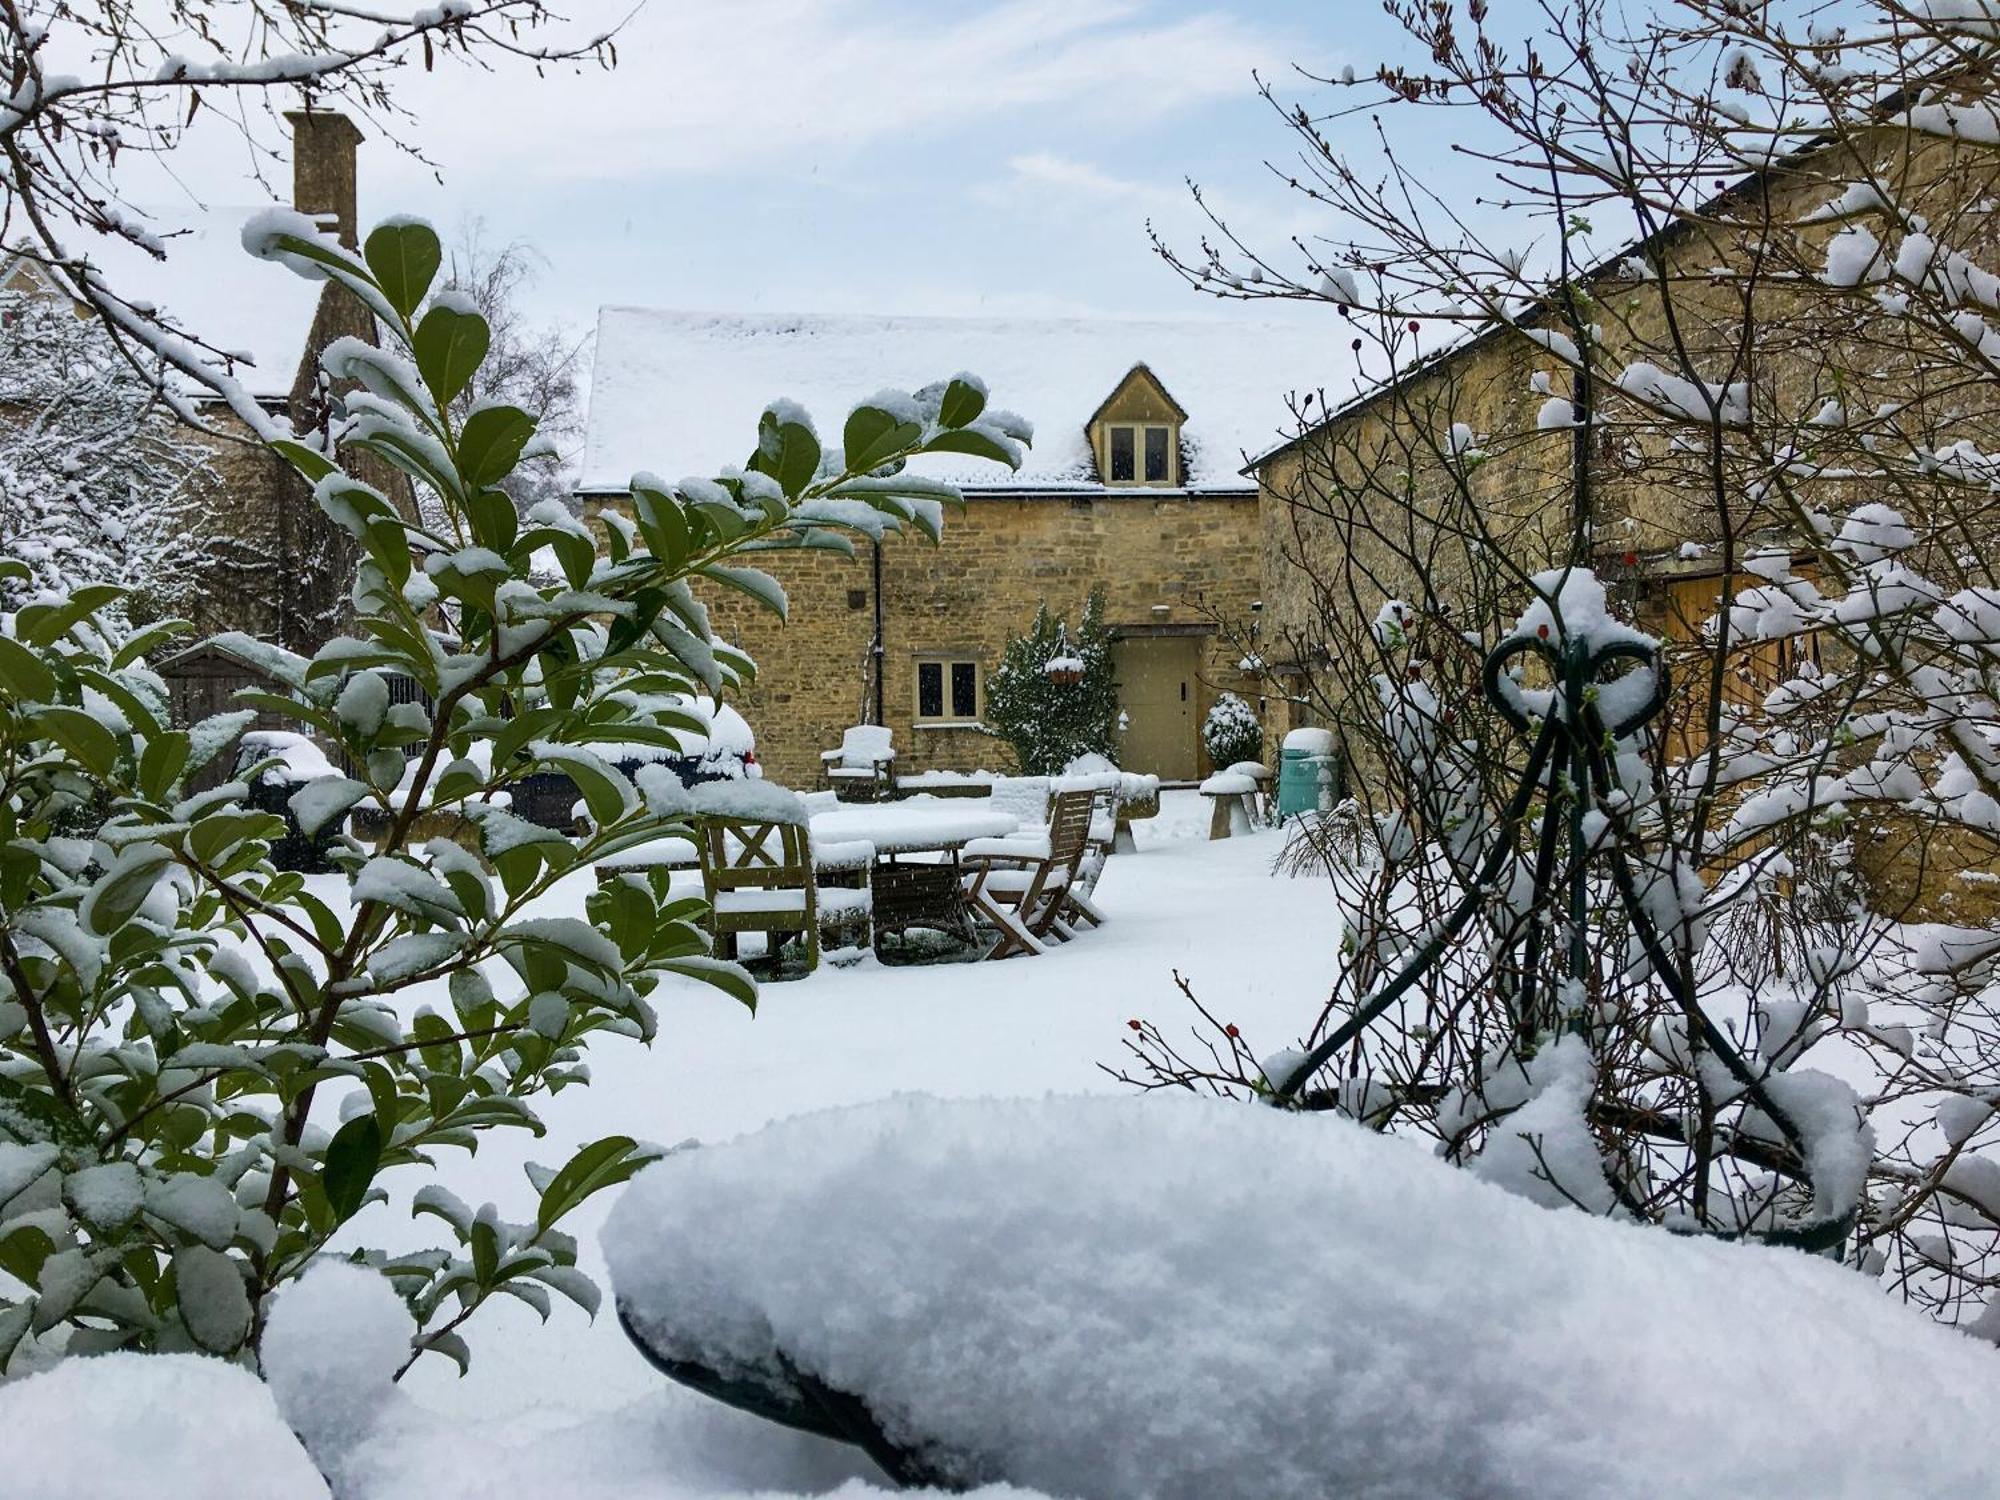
[603, 491, 1267, 788]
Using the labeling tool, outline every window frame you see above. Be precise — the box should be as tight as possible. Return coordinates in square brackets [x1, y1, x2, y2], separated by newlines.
[1103, 422, 1177, 487]
[913, 655, 983, 726]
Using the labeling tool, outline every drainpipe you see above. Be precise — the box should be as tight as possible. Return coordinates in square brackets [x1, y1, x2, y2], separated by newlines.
[871, 539, 886, 727]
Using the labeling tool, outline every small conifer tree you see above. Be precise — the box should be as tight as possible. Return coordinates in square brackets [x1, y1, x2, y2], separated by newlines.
[983, 588, 1119, 774]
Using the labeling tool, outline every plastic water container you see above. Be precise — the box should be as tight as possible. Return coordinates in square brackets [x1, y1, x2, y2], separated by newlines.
[1277, 728, 1336, 821]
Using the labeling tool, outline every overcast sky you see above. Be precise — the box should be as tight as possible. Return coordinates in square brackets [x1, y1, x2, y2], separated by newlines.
[137, 0, 1426, 347]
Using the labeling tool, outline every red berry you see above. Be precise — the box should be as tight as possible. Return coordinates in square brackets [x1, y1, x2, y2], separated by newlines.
[1128, 1019, 1142, 1032]
[1622, 550, 1639, 567]
[1225, 1024, 1240, 1039]
[1537, 623, 1550, 639]
[1408, 320, 1421, 332]
[1350, 337, 1363, 351]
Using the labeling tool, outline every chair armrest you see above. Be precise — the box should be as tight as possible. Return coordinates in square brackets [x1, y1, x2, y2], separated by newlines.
[819, 748, 844, 764]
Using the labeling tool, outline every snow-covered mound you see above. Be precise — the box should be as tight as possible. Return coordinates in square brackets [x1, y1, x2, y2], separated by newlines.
[0, 1350, 330, 1499]
[604, 1093, 2000, 1500]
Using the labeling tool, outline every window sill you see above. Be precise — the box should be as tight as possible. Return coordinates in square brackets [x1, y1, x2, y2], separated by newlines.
[912, 720, 988, 732]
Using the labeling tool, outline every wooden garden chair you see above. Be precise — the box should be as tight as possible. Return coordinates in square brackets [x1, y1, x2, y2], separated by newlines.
[698, 817, 819, 973]
[820, 725, 896, 802]
[960, 789, 1095, 959]
[1060, 782, 1121, 931]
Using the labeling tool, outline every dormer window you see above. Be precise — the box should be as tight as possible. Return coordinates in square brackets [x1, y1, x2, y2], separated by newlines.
[1091, 363, 1188, 489]
[1108, 424, 1174, 485]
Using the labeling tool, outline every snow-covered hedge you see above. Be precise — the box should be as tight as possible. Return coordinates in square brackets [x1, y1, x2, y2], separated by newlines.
[605, 1093, 2000, 1499]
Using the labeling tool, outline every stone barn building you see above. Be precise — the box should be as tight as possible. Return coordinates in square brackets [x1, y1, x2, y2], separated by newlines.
[579, 310, 1326, 786]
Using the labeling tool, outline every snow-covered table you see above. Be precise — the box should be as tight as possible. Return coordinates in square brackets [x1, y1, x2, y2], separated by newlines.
[808, 799, 1018, 857]
[810, 799, 1022, 944]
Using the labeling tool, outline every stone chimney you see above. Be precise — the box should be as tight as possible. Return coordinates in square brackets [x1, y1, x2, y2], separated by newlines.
[284, 108, 362, 248]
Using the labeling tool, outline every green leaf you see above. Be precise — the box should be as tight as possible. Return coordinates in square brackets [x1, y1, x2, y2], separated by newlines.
[923, 427, 1021, 468]
[364, 219, 443, 320]
[173, 1245, 251, 1354]
[15, 585, 122, 649]
[32, 705, 119, 777]
[466, 485, 518, 554]
[111, 618, 192, 671]
[0, 637, 55, 702]
[458, 405, 537, 489]
[754, 406, 822, 499]
[939, 376, 987, 428]
[323, 1114, 385, 1224]
[842, 403, 923, 474]
[139, 731, 191, 802]
[660, 955, 758, 1011]
[535, 1135, 655, 1233]
[80, 845, 174, 937]
[272, 438, 339, 484]
[414, 302, 491, 407]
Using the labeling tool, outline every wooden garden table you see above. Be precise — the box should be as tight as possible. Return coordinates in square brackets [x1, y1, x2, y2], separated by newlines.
[808, 800, 1020, 943]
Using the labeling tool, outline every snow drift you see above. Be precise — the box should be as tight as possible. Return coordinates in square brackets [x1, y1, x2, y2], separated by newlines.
[0, 1350, 331, 1499]
[604, 1093, 2000, 1500]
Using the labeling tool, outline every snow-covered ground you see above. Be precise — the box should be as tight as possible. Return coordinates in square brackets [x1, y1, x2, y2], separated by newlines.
[375, 793, 1335, 1481]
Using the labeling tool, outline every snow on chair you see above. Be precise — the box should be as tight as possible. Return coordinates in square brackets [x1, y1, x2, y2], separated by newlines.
[820, 724, 896, 802]
[960, 789, 1095, 959]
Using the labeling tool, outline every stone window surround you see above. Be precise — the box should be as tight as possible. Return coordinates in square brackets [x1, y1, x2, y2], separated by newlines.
[913, 654, 982, 727]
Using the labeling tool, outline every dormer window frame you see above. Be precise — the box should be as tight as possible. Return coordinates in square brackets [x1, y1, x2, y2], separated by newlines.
[1104, 421, 1178, 488]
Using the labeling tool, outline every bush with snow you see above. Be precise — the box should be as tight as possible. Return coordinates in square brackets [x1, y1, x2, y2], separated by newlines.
[1201, 690, 1263, 772]
[1141, 0, 2000, 1331]
[0, 212, 1025, 1379]
[606, 1093, 2000, 1499]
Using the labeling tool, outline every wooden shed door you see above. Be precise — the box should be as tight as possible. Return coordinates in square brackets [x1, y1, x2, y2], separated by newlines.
[1113, 635, 1199, 781]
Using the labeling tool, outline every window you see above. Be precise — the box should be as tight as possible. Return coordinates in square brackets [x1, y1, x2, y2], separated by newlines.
[1109, 425, 1135, 482]
[1104, 424, 1176, 486]
[915, 658, 980, 723]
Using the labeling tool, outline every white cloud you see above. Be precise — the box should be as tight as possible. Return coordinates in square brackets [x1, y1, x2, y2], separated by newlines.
[380, 0, 1292, 187]
[999, 152, 1183, 209]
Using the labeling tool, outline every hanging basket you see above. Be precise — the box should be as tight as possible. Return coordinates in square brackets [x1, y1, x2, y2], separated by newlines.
[1044, 658, 1084, 687]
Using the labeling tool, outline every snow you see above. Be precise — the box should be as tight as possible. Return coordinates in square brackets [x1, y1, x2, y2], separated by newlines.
[52, 200, 325, 398]
[1200, 770, 1257, 795]
[604, 1091, 2000, 1500]
[687, 779, 809, 825]
[264, 1260, 416, 1482]
[808, 796, 1019, 854]
[0, 1351, 331, 1499]
[1283, 727, 1336, 753]
[239, 728, 339, 785]
[581, 308, 1330, 493]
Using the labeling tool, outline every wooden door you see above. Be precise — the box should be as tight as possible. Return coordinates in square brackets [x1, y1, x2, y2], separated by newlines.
[1113, 635, 1200, 780]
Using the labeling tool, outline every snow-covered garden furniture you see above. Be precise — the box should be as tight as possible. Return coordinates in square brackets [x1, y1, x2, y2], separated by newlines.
[820, 724, 897, 802]
[697, 797, 821, 973]
[1199, 769, 1260, 839]
[810, 799, 1021, 949]
[812, 838, 877, 957]
[961, 788, 1095, 958]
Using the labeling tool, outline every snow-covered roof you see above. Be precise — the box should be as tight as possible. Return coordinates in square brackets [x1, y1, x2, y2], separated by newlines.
[37, 203, 324, 400]
[581, 308, 1332, 495]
